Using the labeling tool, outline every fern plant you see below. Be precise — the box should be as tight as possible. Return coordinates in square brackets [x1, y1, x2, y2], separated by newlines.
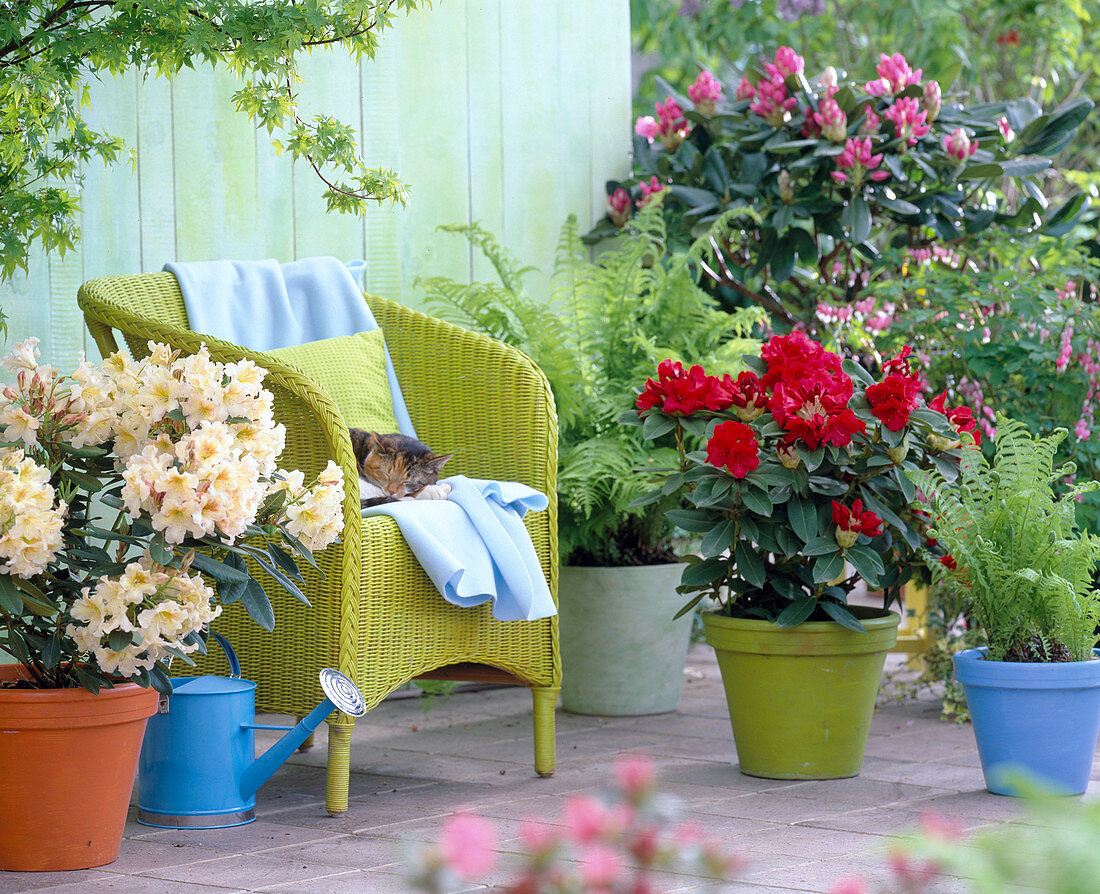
[417, 202, 763, 565]
[907, 415, 1100, 661]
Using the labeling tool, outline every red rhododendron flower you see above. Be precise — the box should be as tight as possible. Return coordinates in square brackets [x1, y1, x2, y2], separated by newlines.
[928, 391, 983, 446]
[636, 359, 734, 416]
[706, 421, 760, 478]
[760, 331, 847, 391]
[831, 499, 883, 536]
[939, 554, 958, 571]
[866, 348, 921, 431]
[770, 377, 865, 450]
[727, 370, 769, 421]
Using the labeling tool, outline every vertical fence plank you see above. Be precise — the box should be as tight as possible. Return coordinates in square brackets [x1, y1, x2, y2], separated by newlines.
[499, 1, 561, 302]
[135, 75, 179, 271]
[586, 0, 634, 223]
[292, 50, 367, 262]
[360, 31, 403, 299]
[170, 69, 259, 261]
[82, 72, 142, 280]
[390, 0, 472, 308]
[1, 250, 52, 367]
[463, 0, 504, 286]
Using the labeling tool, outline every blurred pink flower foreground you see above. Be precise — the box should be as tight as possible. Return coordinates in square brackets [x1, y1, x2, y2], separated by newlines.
[408, 753, 745, 893]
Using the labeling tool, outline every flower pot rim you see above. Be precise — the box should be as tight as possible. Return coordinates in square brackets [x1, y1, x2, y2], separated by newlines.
[954, 647, 1100, 690]
[956, 646, 1100, 666]
[0, 664, 159, 728]
[701, 605, 900, 631]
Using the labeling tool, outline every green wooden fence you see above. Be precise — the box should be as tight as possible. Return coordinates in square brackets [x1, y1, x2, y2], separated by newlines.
[0, 0, 631, 369]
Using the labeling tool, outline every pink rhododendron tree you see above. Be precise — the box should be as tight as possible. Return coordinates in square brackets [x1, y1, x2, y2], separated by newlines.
[598, 45, 1090, 347]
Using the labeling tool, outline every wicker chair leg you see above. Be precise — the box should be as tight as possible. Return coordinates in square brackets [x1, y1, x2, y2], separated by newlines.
[325, 719, 354, 815]
[531, 686, 559, 777]
[298, 724, 315, 753]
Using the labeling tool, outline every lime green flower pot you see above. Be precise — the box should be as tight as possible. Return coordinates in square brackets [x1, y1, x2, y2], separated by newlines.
[702, 607, 900, 779]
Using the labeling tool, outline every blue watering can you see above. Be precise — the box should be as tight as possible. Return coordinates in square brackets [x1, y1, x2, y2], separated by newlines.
[136, 634, 367, 828]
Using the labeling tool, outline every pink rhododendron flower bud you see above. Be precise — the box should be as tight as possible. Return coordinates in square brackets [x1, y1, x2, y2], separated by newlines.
[884, 96, 930, 146]
[943, 127, 977, 161]
[872, 52, 922, 94]
[750, 75, 797, 127]
[858, 105, 880, 136]
[688, 70, 723, 115]
[439, 812, 497, 879]
[735, 75, 756, 101]
[608, 188, 633, 227]
[634, 115, 659, 140]
[767, 46, 805, 80]
[652, 97, 692, 149]
[778, 169, 794, 204]
[922, 80, 941, 122]
[638, 175, 665, 208]
[831, 136, 888, 186]
[818, 66, 838, 88]
[998, 115, 1015, 141]
[815, 97, 848, 143]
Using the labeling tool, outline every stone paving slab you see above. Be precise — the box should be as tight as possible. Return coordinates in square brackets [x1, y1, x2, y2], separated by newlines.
[0, 648, 1056, 894]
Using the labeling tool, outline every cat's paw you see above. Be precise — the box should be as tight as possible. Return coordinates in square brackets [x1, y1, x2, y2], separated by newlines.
[412, 483, 452, 500]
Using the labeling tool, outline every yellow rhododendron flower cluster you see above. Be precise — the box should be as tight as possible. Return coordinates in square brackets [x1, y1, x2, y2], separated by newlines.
[271, 460, 346, 552]
[0, 338, 346, 687]
[0, 450, 66, 577]
[66, 559, 221, 676]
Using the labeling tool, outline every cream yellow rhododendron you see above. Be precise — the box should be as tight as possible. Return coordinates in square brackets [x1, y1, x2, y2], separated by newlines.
[0, 338, 345, 691]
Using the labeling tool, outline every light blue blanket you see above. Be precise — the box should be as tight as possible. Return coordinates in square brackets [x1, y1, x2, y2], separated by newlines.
[165, 257, 415, 436]
[166, 257, 556, 623]
[362, 476, 556, 622]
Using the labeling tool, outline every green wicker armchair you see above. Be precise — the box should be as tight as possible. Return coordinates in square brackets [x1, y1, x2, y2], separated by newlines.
[77, 273, 560, 815]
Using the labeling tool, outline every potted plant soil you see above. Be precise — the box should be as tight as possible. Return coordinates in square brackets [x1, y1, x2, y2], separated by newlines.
[627, 332, 973, 778]
[0, 339, 343, 870]
[418, 202, 761, 715]
[910, 416, 1100, 796]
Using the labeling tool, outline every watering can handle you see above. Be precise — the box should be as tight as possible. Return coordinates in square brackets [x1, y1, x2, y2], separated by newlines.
[209, 632, 242, 679]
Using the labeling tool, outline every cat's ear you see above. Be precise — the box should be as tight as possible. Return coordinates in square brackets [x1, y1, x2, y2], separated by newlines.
[428, 453, 454, 474]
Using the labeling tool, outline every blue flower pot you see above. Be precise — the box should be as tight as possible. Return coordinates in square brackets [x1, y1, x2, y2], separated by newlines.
[954, 648, 1100, 796]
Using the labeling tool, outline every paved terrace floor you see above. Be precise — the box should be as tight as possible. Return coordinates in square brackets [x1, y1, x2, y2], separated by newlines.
[2, 646, 1084, 894]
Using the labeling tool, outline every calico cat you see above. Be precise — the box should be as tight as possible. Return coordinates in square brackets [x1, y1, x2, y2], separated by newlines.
[349, 429, 454, 508]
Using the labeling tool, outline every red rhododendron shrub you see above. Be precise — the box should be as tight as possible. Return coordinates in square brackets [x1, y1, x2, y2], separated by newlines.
[625, 333, 970, 628]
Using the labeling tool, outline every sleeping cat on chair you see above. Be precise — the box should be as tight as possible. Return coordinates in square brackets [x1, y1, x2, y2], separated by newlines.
[349, 429, 454, 508]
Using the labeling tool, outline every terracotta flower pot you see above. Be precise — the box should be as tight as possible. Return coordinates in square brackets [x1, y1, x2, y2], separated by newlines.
[0, 664, 159, 871]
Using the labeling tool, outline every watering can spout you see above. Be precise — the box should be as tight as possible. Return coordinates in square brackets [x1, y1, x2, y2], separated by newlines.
[239, 669, 367, 801]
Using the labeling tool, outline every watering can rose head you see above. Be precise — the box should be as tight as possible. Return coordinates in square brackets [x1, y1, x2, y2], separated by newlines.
[624, 333, 971, 631]
[0, 338, 345, 693]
